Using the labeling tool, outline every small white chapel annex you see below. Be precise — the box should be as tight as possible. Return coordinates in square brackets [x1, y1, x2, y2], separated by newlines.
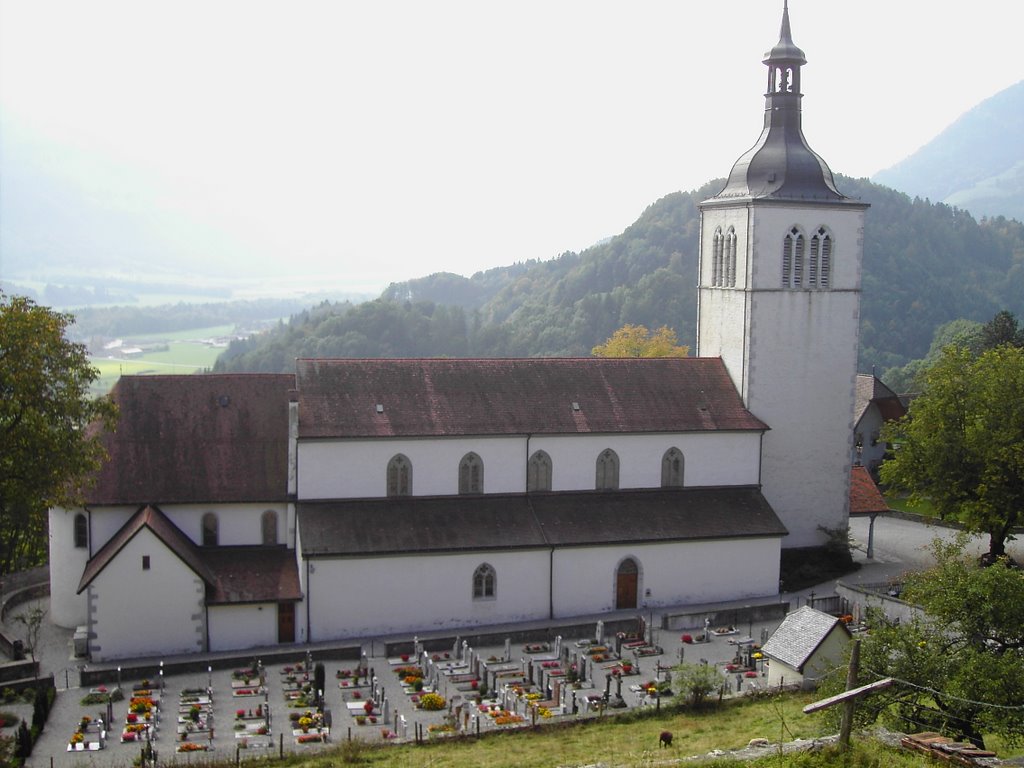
[48, 1, 867, 661]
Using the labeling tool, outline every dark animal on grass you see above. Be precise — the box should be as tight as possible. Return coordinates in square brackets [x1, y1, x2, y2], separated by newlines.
[659, 731, 673, 748]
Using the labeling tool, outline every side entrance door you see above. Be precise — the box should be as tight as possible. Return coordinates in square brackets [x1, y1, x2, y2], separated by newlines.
[615, 558, 638, 609]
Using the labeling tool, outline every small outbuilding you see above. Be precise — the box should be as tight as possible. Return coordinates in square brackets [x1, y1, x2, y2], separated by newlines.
[761, 606, 851, 690]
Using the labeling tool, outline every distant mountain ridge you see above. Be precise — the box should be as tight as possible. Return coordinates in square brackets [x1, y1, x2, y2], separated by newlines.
[873, 80, 1024, 222]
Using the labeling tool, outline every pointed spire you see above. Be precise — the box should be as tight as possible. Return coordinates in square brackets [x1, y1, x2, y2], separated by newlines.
[706, 1, 847, 203]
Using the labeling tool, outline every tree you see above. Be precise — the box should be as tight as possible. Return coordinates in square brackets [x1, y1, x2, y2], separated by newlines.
[816, 538, 1024, 749]
[980, 310, 1024, 351]
[672, 662, 724, 708]
[0, 294, 117, 573]
[13, 606, 46, 675]
[881, 344, 1024, 559]
[591, 324, 689, 358]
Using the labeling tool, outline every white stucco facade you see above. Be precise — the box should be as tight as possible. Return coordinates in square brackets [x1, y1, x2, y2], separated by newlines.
[551, 537, 781, 616]
[85, 527, 206, 661]
[698, 202, 866, 547]
[208, 604, 280, 653]
[298, 431, 763, 500]
[305, 549, 553, 641]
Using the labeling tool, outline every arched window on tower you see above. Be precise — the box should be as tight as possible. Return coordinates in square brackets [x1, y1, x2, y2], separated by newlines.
[459, 452, 483, 495]
[73, 513, 88, 549]
[387, 454, 412, 497]
[712, 227, 724, 286]
[261, 510, 278, 545]
[782, 226, 805, 288]
[201, 512, 219, 547]
[527, 450, 552, 491]
[473, 563, 496, 599]
[661, 448, 684, 487]
[811, 226, 833, 288]
[725, 227, 738, 287]
[596, 449, 620, 490]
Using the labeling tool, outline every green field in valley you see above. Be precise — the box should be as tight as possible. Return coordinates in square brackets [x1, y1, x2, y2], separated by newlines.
[89, 324, 235, 393]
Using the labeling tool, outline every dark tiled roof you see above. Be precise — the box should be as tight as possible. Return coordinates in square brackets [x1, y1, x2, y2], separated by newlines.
[78, 505, 215, 593]
[295, 358, 766, 438]
[203, 547, 302, 604]
[88, 374, 295, 504]
[78, 506, 302, 605]
[849, 466, 889, 516]
[298, 487, 787, 557]
[761, 605, 850, 672]
[854, 373, 906, 426]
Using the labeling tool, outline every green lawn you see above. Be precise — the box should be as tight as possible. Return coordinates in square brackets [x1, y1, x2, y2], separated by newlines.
[883, 494, 939, 518]
[90, 329, 230, 393]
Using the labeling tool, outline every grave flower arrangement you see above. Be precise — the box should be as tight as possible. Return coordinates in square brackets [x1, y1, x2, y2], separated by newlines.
[418, 692, 446, 711]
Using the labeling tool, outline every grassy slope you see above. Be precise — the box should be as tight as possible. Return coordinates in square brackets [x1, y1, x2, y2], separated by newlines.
[186, 694, 966, 768]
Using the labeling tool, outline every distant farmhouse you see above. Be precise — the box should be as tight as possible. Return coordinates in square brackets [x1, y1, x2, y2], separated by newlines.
[852, 373, 906, 477]
[50, 3, 869, 660]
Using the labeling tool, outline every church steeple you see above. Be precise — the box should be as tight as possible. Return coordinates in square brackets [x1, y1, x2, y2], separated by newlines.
[708, 1, 848, 203]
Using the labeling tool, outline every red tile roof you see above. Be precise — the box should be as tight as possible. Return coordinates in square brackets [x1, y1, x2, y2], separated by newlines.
[88, 374, 295, 504]
[203, 547, 302, 604]
[849, 465, 889, 516]
[295, 358, 765, 438]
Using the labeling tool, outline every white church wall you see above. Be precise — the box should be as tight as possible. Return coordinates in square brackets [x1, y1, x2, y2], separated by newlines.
[298, 431, 763, 500]
[700, 202, 864, 548]
[552, 537, 782, 616]
[48, 507, 94, 629]
[532, 433, 762, 490]
[298, 436, 525, 499]
[306, 550, 551, 640]
[208, 604, 279, 652]
[86, 527, 205, 661]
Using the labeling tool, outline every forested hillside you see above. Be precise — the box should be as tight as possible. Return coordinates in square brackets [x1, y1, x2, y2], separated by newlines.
[213, 177, 1024, 376]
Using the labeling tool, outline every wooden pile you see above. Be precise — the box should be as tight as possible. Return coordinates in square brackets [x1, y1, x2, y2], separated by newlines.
[900, 732, 998, 765]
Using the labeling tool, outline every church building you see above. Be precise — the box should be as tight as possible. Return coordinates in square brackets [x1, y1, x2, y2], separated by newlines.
[48, 2, 867, 661]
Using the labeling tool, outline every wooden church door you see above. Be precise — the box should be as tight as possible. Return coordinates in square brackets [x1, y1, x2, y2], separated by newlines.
[615, 558, 638, 609]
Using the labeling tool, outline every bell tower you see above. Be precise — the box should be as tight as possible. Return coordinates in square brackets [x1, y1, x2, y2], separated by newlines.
[696, 1, 868, 548]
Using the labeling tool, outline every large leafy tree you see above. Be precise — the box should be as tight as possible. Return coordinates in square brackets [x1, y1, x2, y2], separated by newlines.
[819, 538, 1024, 748]
[881, 344, 1024, 558]
[591, 324, 689, 358]
[0, 294, 116, 573]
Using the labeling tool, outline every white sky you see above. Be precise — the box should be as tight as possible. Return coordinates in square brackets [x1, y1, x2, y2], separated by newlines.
[1, 0, 1021, 294]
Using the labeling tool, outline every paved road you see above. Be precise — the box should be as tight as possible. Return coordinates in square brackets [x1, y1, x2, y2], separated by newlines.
[7, 514, 1020, 766]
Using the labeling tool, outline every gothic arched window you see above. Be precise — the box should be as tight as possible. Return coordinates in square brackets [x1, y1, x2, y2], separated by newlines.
[459, 452, 484, 495]
[596, 449, 620, 490]
[725, 227, 738, 287]
[810, 226, 833, 288]
[261, 510, 278, 545]
[473, 563, 496, 599]
[527, 450, 552, 491]
[387, 454, 412, 497]
[712, 227, 724, 286]
[201, 512, 219, 547]
[782, 226, 805, 288]
[661, 448, 684, 487]
[73, 513, 88, 549]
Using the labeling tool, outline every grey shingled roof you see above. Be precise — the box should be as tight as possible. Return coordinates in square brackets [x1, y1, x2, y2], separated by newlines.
[295, 357, 767, 439]
[761, 605, 850, 672]
[298, 487, 787, 557]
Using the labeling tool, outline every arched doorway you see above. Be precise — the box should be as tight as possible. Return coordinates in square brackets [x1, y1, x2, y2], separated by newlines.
[615, 558, 639, 609]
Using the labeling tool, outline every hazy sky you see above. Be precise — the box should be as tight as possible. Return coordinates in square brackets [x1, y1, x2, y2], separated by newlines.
[1, 0, 1021, 294]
